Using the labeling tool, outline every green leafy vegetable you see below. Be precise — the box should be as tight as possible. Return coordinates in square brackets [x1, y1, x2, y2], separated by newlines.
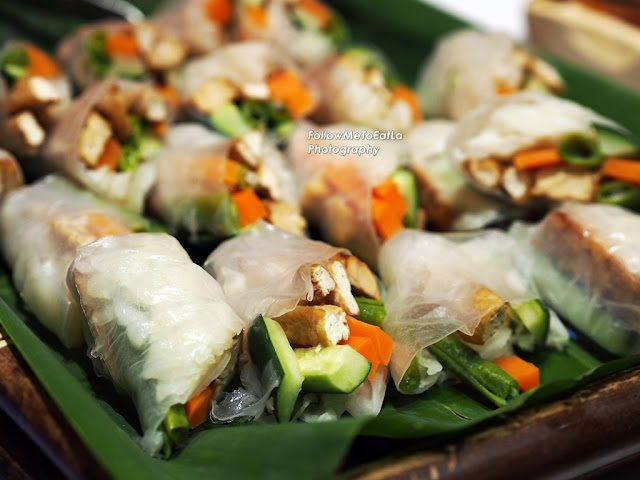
[85, 30, 111, 78]
[0, 46, 29, 80]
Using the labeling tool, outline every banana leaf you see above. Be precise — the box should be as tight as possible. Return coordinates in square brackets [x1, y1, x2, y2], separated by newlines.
[2, 0, 640, 478]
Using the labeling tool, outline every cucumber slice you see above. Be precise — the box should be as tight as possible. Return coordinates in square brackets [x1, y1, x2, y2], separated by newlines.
[390, 167, 419, 228]
[511, 299, 550, 347]
[209, 103, 252, 137]
[247, 315, 304, 422]
[295, 345, 370, 394]
[594, 123, 640, 158]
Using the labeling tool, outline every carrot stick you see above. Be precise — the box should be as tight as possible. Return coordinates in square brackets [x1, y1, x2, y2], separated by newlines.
[346, 316, 393, 366]
[297, 0, 332, 28]
[372, 179, 408, 218]
[204, 0, 234, 25]
[246, 5, 268, 28]
[85, 212, 130, 237]
[340, 336, 379, 380]
[156, 85, 180, 110]
[601, 158, 640, 185]
[267, 70, 314, 118]
[150, 121, 168, 137]
[96, 138, 121, 171]
[371, 198, 404, 240]
[513, 147, 563, 170]
[492, 356, 540, 392]
[23, 45, 60, 78]
[105, 32, 139, 57]
[197, 157, 243, 188]
[184, 386, 215, 429]
[232, 189, 268, 226]
[391, 85, 422, 122]
[495, 83, 516, 95]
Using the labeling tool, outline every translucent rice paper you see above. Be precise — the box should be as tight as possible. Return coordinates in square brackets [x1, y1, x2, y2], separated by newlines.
[204, 220, 347, 324]
[311, 54, 416, 133]
[378, 229, 533, 389]
[149, 123, 298, 240]
[0, 175, 144, 348]
[286, 122, 405, 267]
[514, 202, 640, 355]
[180, 41, 300, 102]
[406, 120, 520, 231]
[69, 233, 244, 454]
[42, 80, 158, 213]
[153, 0, 228, 56]
[236, 0, 337, 68]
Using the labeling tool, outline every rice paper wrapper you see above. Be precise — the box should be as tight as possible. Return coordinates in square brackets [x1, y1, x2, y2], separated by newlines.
[286, 122, 406, 267]
[69, 233, 244, 454]
[378, 229, 533, 389]
[204, 220, 347, 324]
[512, 202, 640, 355]
[42, 80, 158, 213]
[236, 1, 337, 69]
[0, 175, 148, 348]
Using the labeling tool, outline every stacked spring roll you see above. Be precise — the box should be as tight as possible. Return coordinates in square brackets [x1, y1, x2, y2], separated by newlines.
[68, 232, 245, 455]
[514, 202, 640, 356]
[180, 41, 316, 143]
[0, 175, 157, 348]
[0, 42, 71, 165]
[446, 91, 640, 211]
[406, 120, 526, 231]
[204, 221, 390, 422]
[287, 122, 423, 267]
[43, 79, 172, 212]
[417, 29, 564, 120]
[152, 0, 234, 56]
[148, 123, 306, 242]
[57, 20, 187, 90]
[379, 229, 568, 402]
[311, 46, 422, 133]
[235, 0, 348, 68]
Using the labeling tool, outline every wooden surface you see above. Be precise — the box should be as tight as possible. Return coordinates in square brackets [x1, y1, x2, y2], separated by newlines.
[2, 331, 640, 480]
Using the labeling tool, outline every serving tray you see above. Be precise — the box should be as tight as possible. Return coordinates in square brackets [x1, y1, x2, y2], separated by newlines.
[3, 1, 640, 479]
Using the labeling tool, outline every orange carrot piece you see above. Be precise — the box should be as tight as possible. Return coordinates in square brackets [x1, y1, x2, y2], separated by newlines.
[495, 83, 516, 95]
[371, 197, 404, 240]
[246, 5, 268, 28]
[96, 138, 121, 171]
[150, 121, 168, 137]
[156, 85, 180, 109]
[346, 316, 393, 366]
[298, 0, 332, 28]
[513, 148, 563, 170]
[184, 386, 215, 429]
[492, 356, 540, 392]
[197, 157, 242, 187]
[601, 158, 640, 185]
[204, 0, 234, 25]
[105, 32, 139, 57]
[23, 45, 60, 78]
[372, 179, 408, 219]
[391, 85, 422, 122]
[85, 212, 130, 237]
[267, 70, 314, 118]
[340, 336, 378, 380]
[223, 159, 242, 187]
[232, 189, 268, 226]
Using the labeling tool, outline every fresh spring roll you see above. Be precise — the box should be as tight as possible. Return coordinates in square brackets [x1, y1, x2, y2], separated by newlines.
[417, 29, 564, 120]
[513, 202, 640, 356]
[42, 79, 172, 212]
[57, 20, 187, 91]
[446, 91, 640, 210]
[69, 233, 245, 455]
[406, 120, 529, 231]
[0, 175, 158, 348]
[310, 46, 422, 133]
[287, 122, 423, 267]
[204, 221, 389, 423]
[378, 229, 568, 402]
[0, 42, 71, 163]
[235, 0, 348, 68]
[152, 0, 234, 56]
[180, 41, 317, 144]
[148, 123, 306, 242]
